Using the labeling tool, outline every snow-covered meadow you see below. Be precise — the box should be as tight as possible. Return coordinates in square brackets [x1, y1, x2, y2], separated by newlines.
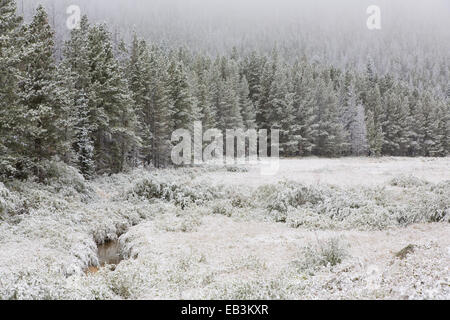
[0, 158, 449, 300]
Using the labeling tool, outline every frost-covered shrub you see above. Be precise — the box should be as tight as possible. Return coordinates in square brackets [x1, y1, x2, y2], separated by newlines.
[256, 181, 324, 214]
[286, 208, 334, 229]
[393, 180, 450, 224]
[292, 237, 349, 272]
[423, 181, 450, 222]
[255, 179, 449, 230]
[0, 156, 36, 181]
[0, 183, 14, 216]
[39, 160, 91, 195]
[226, 165, 249, 173]
[212, 200, 233, 217]
[128, 176, 221, 208]
[390, 175, 429, 188]
[223, 186, 254, 209]
[0, 182, 28, 222]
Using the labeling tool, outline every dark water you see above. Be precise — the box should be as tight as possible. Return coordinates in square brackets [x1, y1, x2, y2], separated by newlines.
[97, 240, 123, 266]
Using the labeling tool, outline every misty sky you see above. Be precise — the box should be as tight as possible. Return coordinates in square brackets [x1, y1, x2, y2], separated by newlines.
[20, 0, 450, 71]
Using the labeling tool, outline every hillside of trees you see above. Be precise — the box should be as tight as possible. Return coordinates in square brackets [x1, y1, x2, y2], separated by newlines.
[1, 1, 449, 180]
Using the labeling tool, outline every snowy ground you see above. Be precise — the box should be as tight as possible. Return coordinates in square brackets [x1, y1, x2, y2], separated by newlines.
[0, 157, 449, 299]
[198, 157, 450, 187]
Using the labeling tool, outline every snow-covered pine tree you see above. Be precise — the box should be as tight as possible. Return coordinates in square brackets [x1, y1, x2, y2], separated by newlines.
[429, 100, 449, 157]
[352, 104, 368, 156]
[238, 76, 256, 130]
[291, 61, 317, 156]
[149, 53, 172, 168]
[126, 34, 149, 165]
[341, 77, 369, 156]
[243, 51, 263, 108]
[207, 59, 224, 130]
[337, 71, 358, 156]
[364, 84, 384, 156]
[0, 0, 24, 178]
[63, 15, 95, 177]
[193, 58, 217, 130]
[405, 88, 425, 156]
[219, 76, 243, 131]
[17, 5, 72, 177]
[131, 43, 172, 168]
[87, 24, 140, 173]
[267, 63, 297, 156]
[313, 76, 347, 157]
[381, 90, 408, 156]
[73, 93, 95, 177]
[167, 60, 195, 132]
[257, 50, 277, 130]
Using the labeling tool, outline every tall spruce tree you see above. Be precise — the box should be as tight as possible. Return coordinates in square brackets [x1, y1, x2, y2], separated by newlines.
[238, 76, 256, 130]
[167, 60, 195, 131]
[87, 24, 140, 173]
[312, 77, 347, 156]
[365, 84, 384, 156]
[63, 15, 96, 177]
[0, 0, 24, 177]
[267, 64, 297, 155]
[292, 61, 318, 156]
[17, 5, 72, 176]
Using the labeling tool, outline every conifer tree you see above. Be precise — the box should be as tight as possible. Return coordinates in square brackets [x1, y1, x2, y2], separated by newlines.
[87, 24, 140, 173]
[63, 15, 96, 176]
[0, 0, 24, 177]
[267, 64, 297, 155]
[381, 91, 409, 156]
[18, 6, 72, 175]
[257, 52, 276, 130]
[167, 60, 195, 131]
[365, 84, 384, 156]
[219, 77, 243, 130]
[313, 77, 347, 156]
[429, 101, 449, 156]
[405, 89, 425, 156]
[244, 51, 264, 108]
[292, 62, 317, 156]
[238, 76, 256, 130]
[194, 65, 217, 130]
[139, 46, 171, 167]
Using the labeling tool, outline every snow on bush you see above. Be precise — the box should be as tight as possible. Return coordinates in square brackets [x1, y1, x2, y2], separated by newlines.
[254, 179, 449, 230]
[0, 162, 448, 299]
[0, 182, 28, 223]
[126, 172, 223, 208]
[389, 175, 429, 188]
[291, 237, 349, 273]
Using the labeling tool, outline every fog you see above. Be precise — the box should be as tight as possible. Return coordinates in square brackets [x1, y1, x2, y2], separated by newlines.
[20, 0, 450, 70]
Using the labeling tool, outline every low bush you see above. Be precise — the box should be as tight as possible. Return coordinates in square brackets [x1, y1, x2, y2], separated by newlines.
[226, 165, 249, 173]
[128, 176, 222, 208]
[292, 237, 349, 272]
[389, 175, 429, 188]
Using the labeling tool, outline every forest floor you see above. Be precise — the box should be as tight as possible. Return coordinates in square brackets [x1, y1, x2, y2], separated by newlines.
[0, 157, 449, 299]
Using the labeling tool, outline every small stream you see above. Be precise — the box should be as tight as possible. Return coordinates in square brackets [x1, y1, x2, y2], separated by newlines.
[86, 240, 124, 274]
[97, 240, 123, 266]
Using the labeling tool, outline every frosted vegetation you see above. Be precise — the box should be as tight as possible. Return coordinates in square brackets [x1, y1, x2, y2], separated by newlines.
[0, 0, 448, 300]
[1, 158, 448, 299]
[1, 1, 448, 182]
